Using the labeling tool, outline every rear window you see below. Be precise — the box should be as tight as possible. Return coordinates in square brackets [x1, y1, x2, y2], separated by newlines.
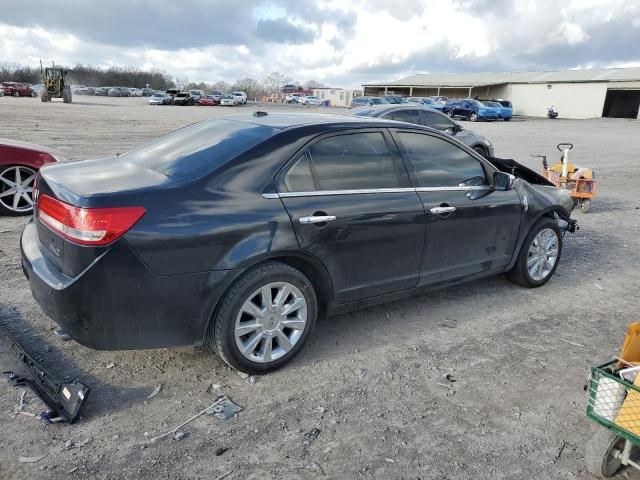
[121, 119, 275, 181]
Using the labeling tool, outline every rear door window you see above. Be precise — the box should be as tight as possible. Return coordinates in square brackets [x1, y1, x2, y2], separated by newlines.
[420, 110, 455, 131]
[386, 109, 421, 125]
[396, 132, 487, 188]
[282, 132, 401, 192]
[121, 119, 275, 181]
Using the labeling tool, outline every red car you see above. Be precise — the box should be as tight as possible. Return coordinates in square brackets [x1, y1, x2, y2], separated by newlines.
[198, 95, 219, 106]
[1, 82, 35, 97]
[0, 139, 67, 215]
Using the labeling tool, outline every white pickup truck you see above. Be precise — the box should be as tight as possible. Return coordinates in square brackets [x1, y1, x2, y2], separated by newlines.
[232, 91, 247, 104]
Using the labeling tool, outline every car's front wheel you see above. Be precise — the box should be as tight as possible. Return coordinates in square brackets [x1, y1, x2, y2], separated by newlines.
[507, 218, 562, 287]
[445, 110, 453, 117]
[210, 262, 318, 374]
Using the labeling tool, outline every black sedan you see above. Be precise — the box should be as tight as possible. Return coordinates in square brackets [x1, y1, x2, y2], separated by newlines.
[22, 113, 576, 374]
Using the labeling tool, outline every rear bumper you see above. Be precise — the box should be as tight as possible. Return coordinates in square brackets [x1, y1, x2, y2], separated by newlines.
[21, 222, 240, 350]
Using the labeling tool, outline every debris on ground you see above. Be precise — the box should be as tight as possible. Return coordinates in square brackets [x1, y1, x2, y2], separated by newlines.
[444, 373, 457, 383]
[559, 339, 585, 348]
[213, 471, 232, 480]
[66, 467, 79, 474]
[214, 447, 228, 456]
[14, 390, 27, 414]
[173, 431, 188, 441]
[236, 371, 249, 380]
[146, 384, 163, 399]
[150, 396, 241, 443]
[18, 453, 48, 463]
[384, 458, 396, 463]
[106, 363, 115, 369]
[303, 427, 321, 444]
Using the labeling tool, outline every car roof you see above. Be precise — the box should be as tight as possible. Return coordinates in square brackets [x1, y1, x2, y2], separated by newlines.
[220, 112, 430, 130]
[348, 104, 447, 118]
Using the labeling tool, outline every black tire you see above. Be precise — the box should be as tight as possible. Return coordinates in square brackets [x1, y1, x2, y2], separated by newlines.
[469, 112, 479, 122]
[504, 117, 511, 121]
[209, 262, 318, 374]
[445, 110, 453, 117]
[506, 217, 562, 288]
[40, 89, 49, 102]
[472, 145, 488, 157]
[585, 429, 625, 478]
[62, 87, 72, 103]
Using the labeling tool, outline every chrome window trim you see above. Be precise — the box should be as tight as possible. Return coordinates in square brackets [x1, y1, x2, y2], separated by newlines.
[262, 185, 492, 199]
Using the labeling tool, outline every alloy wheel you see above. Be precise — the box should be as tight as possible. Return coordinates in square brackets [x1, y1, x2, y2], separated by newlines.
[234, 282, 308, 363]
[526, 228, 559, 281]
[0, 166, 37, 213]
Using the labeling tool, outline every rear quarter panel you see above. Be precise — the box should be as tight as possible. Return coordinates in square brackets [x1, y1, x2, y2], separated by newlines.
[0, 144, 60, 169]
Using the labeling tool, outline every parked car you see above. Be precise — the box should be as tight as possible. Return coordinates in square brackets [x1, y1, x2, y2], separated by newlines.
[443, 99, 500, 122]
[141, 88, 155, 97]
[0, 138, 66, 215]
[1, 82, 35, 97]
[349, 96, 390, 108]
[129, 88, 143, 97]
[189, 90, 205, 101]
[149, 92, 172, 105]
[71, 85, 88, 94]
[21, 113, 576, 374]
[108, 87, 131, 97]
[173, 92, 195, 106]
[30, 84, 44, 95]
[232, 91, 247, 104]
[300, 95, 322, 105]
[406, 97, 444, 111]
[210, 90, 224, 102]
[220, 95, 239, 106]
[382, 95, 407, 104]
[285, 93, 302, 103]
[350, 104, 495, 157]
[431, 96, 449, 104]
[482, 100, 513, 121]
[198, 95, 219, 106]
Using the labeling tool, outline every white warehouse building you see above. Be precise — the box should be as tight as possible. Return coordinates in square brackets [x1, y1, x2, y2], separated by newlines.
[311, 87, 362, 108]
[362, 67, 640, 119]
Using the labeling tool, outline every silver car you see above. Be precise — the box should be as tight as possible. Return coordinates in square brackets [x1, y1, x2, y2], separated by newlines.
[350, 104, 494, 157]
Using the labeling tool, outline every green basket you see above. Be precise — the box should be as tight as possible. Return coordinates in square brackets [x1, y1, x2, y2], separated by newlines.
[587, 360, 640, 446]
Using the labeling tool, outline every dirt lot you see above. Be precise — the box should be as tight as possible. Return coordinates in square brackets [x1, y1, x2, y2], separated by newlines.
[1, 96, 639, 480]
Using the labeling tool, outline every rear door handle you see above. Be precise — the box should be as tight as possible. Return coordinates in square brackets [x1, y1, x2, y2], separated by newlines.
[299, 215, 337, 224]
[430, 206, 456, 214]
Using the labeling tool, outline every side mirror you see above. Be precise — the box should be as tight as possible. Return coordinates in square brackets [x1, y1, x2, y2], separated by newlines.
[493, 171, 515, 191]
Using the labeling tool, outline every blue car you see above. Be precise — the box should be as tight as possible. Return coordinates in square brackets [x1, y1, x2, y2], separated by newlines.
[483, 100, 513, 121]
[406, 97, 444, 111]
[443, 99, 500, 122]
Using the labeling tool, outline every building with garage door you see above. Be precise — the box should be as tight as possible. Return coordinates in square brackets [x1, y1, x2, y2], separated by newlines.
[362, 67, 640, 119]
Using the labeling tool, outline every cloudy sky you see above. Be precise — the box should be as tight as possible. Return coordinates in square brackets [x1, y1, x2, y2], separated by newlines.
[1, 0, 639, 88]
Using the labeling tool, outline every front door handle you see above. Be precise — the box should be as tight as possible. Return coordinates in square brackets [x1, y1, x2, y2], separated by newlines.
[299, 215, 337, 224]
[430, 206, 456, 215]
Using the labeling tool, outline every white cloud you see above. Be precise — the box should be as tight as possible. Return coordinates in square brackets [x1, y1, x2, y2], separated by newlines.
[0, 0, 639, 89]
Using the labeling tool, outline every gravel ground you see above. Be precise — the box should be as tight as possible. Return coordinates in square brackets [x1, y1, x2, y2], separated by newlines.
[1, 96, 639, 480]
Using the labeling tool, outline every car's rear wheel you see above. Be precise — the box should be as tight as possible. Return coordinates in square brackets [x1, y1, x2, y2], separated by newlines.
[210, 262, 318, 374]
[470, 112, 479, 122]
[445, 110, 453, 117]
[507, 218, 562, 287]
[0, 165, 37, 216]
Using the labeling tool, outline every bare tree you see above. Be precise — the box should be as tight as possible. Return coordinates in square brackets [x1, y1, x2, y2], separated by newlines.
[263, 72, 292, 99]
[212, 80, 231, 93]
[232, 78, 264, 101]
[174, 77, 190, 91]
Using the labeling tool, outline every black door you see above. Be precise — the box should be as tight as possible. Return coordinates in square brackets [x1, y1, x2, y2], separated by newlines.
[392, 130, 523, 285]
[278, 130, 425, 304]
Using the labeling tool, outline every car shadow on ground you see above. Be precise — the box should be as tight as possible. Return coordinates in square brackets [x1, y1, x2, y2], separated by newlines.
[0, 303, 147, 419]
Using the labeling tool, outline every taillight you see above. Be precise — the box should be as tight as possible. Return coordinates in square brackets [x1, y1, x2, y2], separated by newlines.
[38, 194, 145, 246]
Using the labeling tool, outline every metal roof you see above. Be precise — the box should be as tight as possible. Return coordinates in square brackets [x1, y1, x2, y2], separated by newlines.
[364, 67, 640, 88]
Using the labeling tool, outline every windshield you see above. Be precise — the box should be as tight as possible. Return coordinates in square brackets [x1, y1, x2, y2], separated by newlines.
[152, 93, 163, 97]
[121, 119, 276, 181]
[372, 98, 389, 104]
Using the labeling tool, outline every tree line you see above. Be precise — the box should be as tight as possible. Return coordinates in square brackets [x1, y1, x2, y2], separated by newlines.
[0, 63, 176, 90]
[1, 63, 324, 98]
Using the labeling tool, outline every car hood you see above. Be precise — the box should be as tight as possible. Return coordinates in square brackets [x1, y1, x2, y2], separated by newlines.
[0, 138, 68, 162]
